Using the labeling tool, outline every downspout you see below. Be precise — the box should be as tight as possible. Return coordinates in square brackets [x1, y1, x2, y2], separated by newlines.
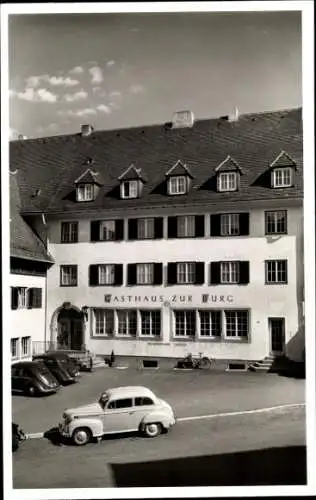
[41, 213, 48, 347]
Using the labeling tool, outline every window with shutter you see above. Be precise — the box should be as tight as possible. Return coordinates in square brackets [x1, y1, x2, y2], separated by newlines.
[154, 217, 164, 239]
[168, 217, 178, 238]
[195, 215, 205, 237]
[127, 264, 137, 285]
[91, 221, 100, 242]
[210, 214, 221, 237]
[11, 287, 18, 310]
[136, 263, 154, 285]
[167, 263, 177, 285]
[114, 264, 123, 286]
[153, 263, 163, 285]
[128, 219, 138, 240]
[239, 261, 250, 284]
[210, 262, 221, 285]
[194, 262, 205, 285]
[89, 265, 99, 286]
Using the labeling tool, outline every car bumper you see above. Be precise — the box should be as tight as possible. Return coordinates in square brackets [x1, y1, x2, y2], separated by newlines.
[59, 422, 71, 437]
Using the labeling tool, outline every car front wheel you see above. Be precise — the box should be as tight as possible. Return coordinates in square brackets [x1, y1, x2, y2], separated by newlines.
[72, 427, 92, 446]
[143, 423, 162, 438]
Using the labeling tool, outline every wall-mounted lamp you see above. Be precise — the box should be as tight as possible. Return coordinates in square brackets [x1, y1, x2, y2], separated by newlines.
[81, 306, 89, 321]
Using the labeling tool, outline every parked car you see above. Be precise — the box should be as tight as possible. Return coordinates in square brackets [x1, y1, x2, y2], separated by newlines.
[11, 360, 60, 396]
[12, 422, 26, 452]
[48, 349, 94, 372]
[59, 385, 176, 446]
[33, 352, 80, 385]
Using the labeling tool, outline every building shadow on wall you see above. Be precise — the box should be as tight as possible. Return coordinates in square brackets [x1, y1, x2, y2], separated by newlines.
[110, 445, 306, 487]
[269, 325, 305, 379]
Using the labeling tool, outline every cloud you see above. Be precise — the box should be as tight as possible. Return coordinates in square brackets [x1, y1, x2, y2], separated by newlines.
[58, 108, 97, 118]
[109, 90, 122, 99]
[11, 87, 57, 103]
[89, 66, 103, 85]
[130, 84, 145, 94]
[64, 90, 88, 102]
[106, 60, 116, 67]
[37, 88, 57, 102]
[25, 75, 43, 88]
[97, 104, 111, 114]
[92, 87, 102, 94]
[69, 66, 84, 74]
[48, 76, 79, 87]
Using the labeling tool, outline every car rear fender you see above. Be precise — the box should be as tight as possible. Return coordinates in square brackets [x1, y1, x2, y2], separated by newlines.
[140, 410, 172, 430]
[68, 418, 103, 437]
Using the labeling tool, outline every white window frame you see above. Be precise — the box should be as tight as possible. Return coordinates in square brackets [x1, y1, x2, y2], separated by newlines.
[94, 309, 114, 336]
[220, 213, 240, 236]
[177, 262, 195, 284]
[60, 265, 77, 286]
[174, 309, 196, 338]
[223, 310, 249, 339]
[137, 218, 154, 239]
[117, 310, 137, 336]
[168, 176, 187, 195]
[265, 210, 287, 235]
[199, 310, 222, 337]
[272, 168, 293, 188]
[218, 172, 238, 192]
[21, 336, 31, 358]
[140, 310, 161, 337]
[177, 215, 195, 237]
[17, 288, 28, 308]
[121, 180, 138, 199]
[98, 264, 115, 285]
[220, 262, 240, 284]
[265, 260, 288, 284]
[61, 221, 78, 243]
[136, 263, 154, 285]
[76, 183, 94, 202]
[99, 220, 116, 241]
[11, 338, 19, 359]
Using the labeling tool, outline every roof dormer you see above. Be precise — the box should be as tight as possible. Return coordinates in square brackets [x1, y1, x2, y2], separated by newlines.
[74, 167, 103, 202]
[118, 164, 147, 199]
[270, 151, 296, 188]
[165, 160, 193, 196]
[215, 155, 243, 193]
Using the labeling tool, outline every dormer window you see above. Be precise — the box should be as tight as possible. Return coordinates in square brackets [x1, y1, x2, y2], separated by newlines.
[118, 164, 147, 200]
[168, 176, 187, 195]
[165, 160, 193, 196]
[272, 167, 293, 188]
[218, 172, 238, 192]
[76, 183, 94, 202]
[215, 156, 242, 193]
[120, 180, 138, 199]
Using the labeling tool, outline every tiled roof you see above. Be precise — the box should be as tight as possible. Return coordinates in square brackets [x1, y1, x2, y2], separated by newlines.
[215, 155, 243, 173]
[270, 150, 297, 169]
[118, 164, 148, 182]
[10, 108, 303, 215]
[74, 168, 103, 185]
[10, 173, 54, 263]
[165, 160, 194, 178]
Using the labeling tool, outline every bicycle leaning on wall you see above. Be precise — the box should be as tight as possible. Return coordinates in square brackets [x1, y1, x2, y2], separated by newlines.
[176, 352, 212, 370]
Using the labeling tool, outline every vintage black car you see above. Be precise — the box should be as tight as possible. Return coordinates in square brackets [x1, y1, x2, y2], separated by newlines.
[48, 349, 94, 372]
[12, 422, 26, 452]
[33, 352, 80, 385]
[11, 360, 60, 396]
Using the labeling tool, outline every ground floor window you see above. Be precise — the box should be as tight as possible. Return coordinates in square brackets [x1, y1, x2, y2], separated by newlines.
[21, 336, 31, 357]
[172, 309, 249, 340]
[92, 309, 161, 338]
[11, 338, 20, 359]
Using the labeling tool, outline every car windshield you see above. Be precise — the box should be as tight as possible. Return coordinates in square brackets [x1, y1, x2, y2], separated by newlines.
[98, 393, 109, 409]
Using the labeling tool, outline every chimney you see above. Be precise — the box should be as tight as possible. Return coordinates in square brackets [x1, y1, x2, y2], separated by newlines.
[171, 110, 195, 129]
[228, 107, 239, 122]
[81, 124, 94, 136]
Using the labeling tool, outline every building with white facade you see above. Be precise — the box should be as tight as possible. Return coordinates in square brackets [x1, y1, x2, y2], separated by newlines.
[10, 108, 304, 365]
[10, 171, 53, 363]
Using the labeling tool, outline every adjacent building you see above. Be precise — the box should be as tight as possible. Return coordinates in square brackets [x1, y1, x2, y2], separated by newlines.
[10, 108, 304, 364]
[10, 171, 53, 362]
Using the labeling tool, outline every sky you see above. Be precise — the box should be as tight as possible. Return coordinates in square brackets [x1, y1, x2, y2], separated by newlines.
[8, 9, 302, 139]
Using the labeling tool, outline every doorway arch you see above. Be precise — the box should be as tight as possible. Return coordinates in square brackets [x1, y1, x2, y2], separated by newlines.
[56, 306, 85, 350]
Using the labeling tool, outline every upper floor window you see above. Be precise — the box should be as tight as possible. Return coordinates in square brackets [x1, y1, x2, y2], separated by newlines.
[265, 260, 288, 284]
[167, 262, 205, 285]
[89, 264, 123, 286]
[61, 222, 78, 243]
[60, 265, 78, 287]
[127, 263, 163, 286]
[217, 172, 238, 192]
[272, 168, 293, 188]
[120, 180, 138, 199]
[168, 215, 205, 238]
[11, 287, 42, 309]
[210, 213, 249, 237]
[91, 219, 124, 242]
[128, 217, 163, 240]
[76, 183, 94, 202]
[265, 211, 288, 235]
[168, 176, 187, 195]
[210, 261, 250, 285]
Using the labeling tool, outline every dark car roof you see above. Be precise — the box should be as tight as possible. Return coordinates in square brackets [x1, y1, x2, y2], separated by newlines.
[34, 352, 70, 359]
[12, 360, 48, 368]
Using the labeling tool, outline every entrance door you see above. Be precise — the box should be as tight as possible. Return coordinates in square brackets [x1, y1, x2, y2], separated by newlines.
[71, 320, 83, 350]
[269, 318, 285, 355]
